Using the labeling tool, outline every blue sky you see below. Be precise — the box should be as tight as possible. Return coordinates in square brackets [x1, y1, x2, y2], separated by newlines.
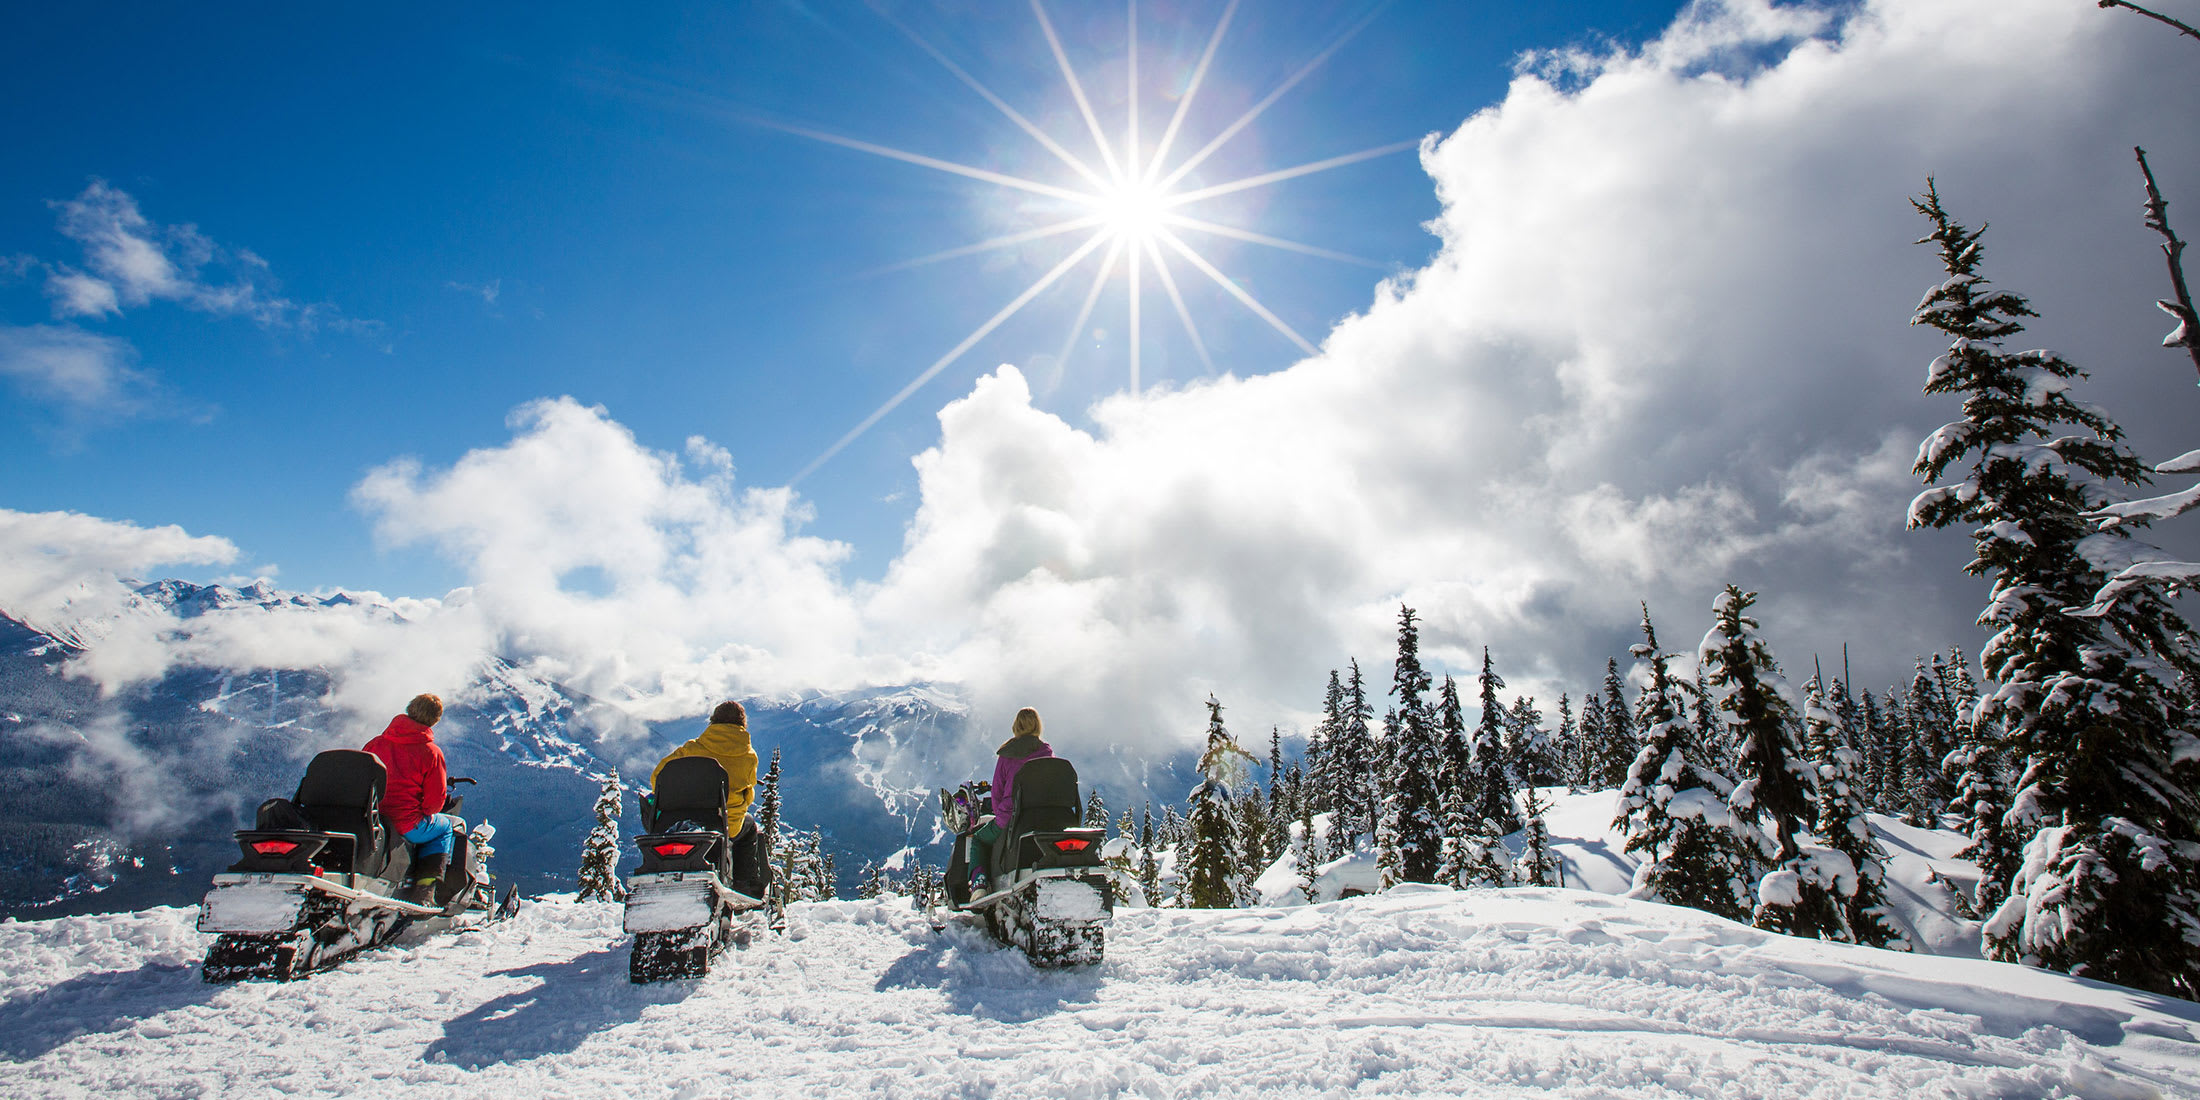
[1, 0, 1684, 597]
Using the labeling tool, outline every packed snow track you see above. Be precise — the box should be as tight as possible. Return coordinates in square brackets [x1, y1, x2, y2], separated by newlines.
[3, 888, 2196, 1098]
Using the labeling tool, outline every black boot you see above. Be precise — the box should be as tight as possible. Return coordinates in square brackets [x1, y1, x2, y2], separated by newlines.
[401, 854, 446, 906]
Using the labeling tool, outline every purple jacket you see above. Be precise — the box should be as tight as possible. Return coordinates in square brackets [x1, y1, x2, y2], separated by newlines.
[991, 735, 1055, 820]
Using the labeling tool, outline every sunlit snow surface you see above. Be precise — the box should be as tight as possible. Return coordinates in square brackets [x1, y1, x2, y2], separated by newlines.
[4, 887, 2198, 1098]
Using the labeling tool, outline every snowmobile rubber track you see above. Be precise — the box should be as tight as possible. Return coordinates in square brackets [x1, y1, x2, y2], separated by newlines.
[630, 906, 763, 983]
[981, 875, 1107, 968]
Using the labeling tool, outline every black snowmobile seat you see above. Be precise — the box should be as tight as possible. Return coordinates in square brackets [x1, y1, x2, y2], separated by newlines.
[649, 756, 730, 835]
[293, 749, 389, 876]
[998, 757, 1083, 873]
[1007, 757, 1081, 834]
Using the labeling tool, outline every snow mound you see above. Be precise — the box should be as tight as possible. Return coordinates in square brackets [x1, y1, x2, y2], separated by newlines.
[3, 889, 2196, 1097]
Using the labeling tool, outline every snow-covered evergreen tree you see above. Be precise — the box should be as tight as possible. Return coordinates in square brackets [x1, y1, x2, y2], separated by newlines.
[1138, 804, 1162, 905]
[1307, 669, 1344, 816]
[1507, 695, 1555, 788]
[1803, 677, 1907, 949]
[1384, 606, 1444, 883]
[1702, 586, 1835, 940]
[1084, 790, 1108, 830]
[757, 748, 783, 853]
[1514, 785, 1563, 888]
[1331, 660, 1378, 856]
[1910, 184, 2200, 997]
[1470, 648, 1521, 834]
[1437, 674, 1471, 824]
[1595, 658, 1638, 788]
[1615, 604, 1757, 924]
[1293, 790, 1320, 903]
[1943, 721, 2016, 919]
[576, 774, 626, 903]
[1577, 694, 1609, 789]
[1181, 695, 1258, 909]
[1555, 694, 1580, 793]
[857, 860, 889, 900]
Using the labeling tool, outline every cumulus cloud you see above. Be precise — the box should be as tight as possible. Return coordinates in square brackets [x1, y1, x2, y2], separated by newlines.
[9, 0, 2198, 762]
[352, 397, 879, 720]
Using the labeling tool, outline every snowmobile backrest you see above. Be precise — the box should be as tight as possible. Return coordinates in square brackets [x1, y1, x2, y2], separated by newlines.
[1006, 757, 1082, 836]
[293, 749, 388, 876]
[649, 756, 729, 834]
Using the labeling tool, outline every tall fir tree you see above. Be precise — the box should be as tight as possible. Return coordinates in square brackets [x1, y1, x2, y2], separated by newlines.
[1802, 677, 1907, 949]
[1909, 184, 2200, 997]
[1138, 803, 1162, 906]
[1332, 659, 1378, 854]
[1437, 674, 1471, 819]
[1470, 648, 1521, 834]
[1293, 787, 1321, 902]
[1554, 694, 1579, 793]
[1308, 669, 1345, 815]
[757, 748, 783, 853]
[576, 774, 627, 902]
[1577, 694, 1609, 790]
[1384, 607, 1444, 884]
[1596, 657, 1639, 788]
[1702, 586, 1837, 939]
[1615, 604, 1757, 923]
[1514, 785, 1564, 888]
[1084, 790, 1109, 830]
[1181, 695, 1258, 909]
[1943, 717, 2017, 919]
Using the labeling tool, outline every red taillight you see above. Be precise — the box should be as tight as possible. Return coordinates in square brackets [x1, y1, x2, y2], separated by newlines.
[652, 842, 696, 858]
[252, 839, 301, 856]
[1052, 838, 1091, 852]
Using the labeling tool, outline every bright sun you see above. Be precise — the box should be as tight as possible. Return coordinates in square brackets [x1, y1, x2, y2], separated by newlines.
[1093, 179, 1171, 242]
[782, 0, 1416, 484]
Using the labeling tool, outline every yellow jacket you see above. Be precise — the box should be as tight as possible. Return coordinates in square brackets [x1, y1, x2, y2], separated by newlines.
[653, 722, 760, 835]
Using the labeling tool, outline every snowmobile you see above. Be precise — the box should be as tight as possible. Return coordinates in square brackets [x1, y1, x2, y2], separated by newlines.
[198, 749, 517, 982]
[939, 758, 1112, 967]
[624, 756, 771, 983]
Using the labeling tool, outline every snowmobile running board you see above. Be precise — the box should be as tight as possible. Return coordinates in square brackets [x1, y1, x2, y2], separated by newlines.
[199, 872, 512, 983]
[956, 866, 1102, 910]
[201, 871, 445, 929]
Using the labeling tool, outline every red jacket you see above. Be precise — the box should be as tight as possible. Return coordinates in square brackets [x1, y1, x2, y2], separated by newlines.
[363, 715, 447, 834]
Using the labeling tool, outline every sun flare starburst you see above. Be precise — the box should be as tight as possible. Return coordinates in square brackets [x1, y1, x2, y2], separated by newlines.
[783, 0, 1412, 485]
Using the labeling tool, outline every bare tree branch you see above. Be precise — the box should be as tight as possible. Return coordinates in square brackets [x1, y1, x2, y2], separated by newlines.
[2135, 146, 2200, 382]
[2098, 0, 2200, 43]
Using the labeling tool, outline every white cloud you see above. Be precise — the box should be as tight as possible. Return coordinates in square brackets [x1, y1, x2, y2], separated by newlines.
[0, 508, 236, 645]
[43, 180, 295, 324]
[351, 397, 877, 720]
[0, 325, 147, 411]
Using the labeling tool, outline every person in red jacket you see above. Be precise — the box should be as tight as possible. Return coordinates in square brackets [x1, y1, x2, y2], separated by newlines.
[363, 693, 463, 905]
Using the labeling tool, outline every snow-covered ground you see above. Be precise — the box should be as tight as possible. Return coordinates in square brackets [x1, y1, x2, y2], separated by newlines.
[1260, 790, 1986, 959]
[5, 886, 2198, 1098]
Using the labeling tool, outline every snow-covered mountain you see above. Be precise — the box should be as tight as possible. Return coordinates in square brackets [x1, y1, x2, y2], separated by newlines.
[4, 888, 2195, 1097]
[0, 578, 1032, 914]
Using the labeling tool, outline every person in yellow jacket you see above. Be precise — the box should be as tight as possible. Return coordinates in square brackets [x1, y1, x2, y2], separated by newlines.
[653, 700, 761, 834]
[651, 700, 772, 897]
